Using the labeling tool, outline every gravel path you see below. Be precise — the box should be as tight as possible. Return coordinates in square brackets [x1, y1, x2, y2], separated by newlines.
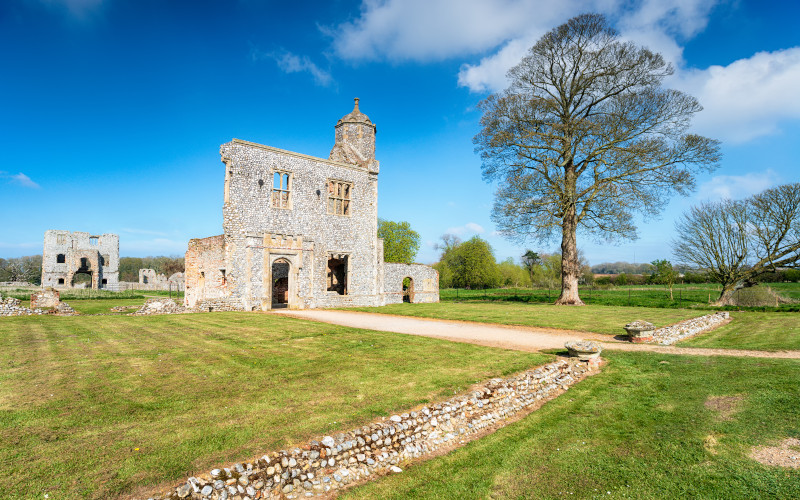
[274, 309, 800, 360]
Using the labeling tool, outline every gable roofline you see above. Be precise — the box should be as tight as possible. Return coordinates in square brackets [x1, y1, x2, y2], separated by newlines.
[227, 139, 367, 172]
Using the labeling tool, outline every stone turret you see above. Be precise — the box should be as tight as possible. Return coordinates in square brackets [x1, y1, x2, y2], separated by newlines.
[329, 98, 379, 173]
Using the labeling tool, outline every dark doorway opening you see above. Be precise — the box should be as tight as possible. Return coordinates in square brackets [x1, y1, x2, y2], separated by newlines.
[272, 259, 290, 308]
[403, 277, 414, 303]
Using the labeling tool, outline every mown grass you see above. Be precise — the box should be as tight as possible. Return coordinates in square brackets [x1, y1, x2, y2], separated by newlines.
[350, 303, 800, 351]
[348, 302, 701, 336]
[440, 282, 800, 311]
[345, 351, 800, 499]
[680, 311, 800, 351]
[0, 313, 550, 499]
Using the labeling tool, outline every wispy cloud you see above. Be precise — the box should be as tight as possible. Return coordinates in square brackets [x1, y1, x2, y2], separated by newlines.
[696, 170, 780, 201]
[327, 0, 800, 143]
[37, 0, 106, 19]
[1, 171, 40, 189]
[445, 222, 484, 236]
[252, 48, 334, 87]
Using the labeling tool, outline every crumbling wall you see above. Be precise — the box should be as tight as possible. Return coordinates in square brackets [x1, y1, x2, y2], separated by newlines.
[185, 235, 227, 310]
[30, 288, 60, 309]
[41, 230, 119, 290]
[383, 263, 439, 304]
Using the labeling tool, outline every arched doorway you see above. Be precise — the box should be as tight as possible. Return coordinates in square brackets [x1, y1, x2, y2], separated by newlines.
[402, 277, 414, 303]
[272, 259, 290, 308]
[72, 257, 93, 288]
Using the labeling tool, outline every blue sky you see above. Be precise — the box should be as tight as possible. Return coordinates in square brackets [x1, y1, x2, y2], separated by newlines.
[1, 0, 799, 266]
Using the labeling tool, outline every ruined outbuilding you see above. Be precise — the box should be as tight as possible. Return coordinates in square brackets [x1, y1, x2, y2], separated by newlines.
[41, 230, 119, 289]
[185, 99, 439, 311]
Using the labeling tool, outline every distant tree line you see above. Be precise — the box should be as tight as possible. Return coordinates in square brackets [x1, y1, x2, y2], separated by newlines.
[431, 236, 593, 290]
[0, 255, 43, 285]
[0, 255, 184, 285]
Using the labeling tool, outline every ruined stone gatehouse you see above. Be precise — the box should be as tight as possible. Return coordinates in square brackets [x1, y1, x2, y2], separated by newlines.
[185, 99, 439, 311]
[41, 230, 119, 289]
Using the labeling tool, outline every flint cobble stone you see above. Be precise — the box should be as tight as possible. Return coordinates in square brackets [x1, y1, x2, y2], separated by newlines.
[149, 357, 599, 499]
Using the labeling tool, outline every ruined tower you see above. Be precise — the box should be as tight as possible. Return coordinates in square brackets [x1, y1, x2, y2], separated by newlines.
[329, 98, 380, 173]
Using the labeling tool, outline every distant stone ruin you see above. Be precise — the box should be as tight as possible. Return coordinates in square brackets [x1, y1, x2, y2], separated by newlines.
[137, 269, 185, 290]
[41, 230, 119, 289]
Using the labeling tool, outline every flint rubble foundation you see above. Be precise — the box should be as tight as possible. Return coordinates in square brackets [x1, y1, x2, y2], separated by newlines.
[150, 357, 599, 500]
[185, 99, 438, 311]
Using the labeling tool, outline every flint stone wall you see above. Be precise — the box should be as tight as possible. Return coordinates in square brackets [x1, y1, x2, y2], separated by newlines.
[31, 289, 60, 309]
[383, 263, 439, 304]
[152, 357, 597, 500]
[0, 295, 44, 317]
[184, 101, 439, 312]
[651, 312, 731, 345]
[41, 230, 119, 289]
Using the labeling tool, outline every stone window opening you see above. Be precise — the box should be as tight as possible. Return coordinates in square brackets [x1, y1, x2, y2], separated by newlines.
[327, 254, 348, 295]
[101, 278, 107, 285]
[89, 236, 98, 245]
[220, 269, 227, 285]
[223, 162, 233, 203]
[56, 253, 66, 264]
[58, 278, 65, 285]
[327, 179, 352, 216]
[272, 171, 291, 209]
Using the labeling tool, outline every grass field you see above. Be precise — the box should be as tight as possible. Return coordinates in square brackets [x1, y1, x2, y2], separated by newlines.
[345, 351, 800, 499]
[2, 298, 798, 498]
[0, 313, 549, 499]
[680, 311, 800, 351]
[349, 302, 800, 351]
[349, 302, 702, 336]
[439, 282, 800, 311]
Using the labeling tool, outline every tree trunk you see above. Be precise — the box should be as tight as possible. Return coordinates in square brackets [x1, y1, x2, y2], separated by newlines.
[556, 202, 584, 305]
[715, 280, 752, 306]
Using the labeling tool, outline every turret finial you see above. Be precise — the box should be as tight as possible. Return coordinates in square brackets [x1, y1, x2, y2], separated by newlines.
[354, 97, 360, 110]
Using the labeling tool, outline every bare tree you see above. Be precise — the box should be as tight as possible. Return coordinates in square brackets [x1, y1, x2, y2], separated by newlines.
[674, 183, 800, 305]
[474, 13, 720, 305]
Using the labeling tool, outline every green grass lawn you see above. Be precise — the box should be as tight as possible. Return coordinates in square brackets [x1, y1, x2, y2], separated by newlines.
[439, 282, 800, 311]
[0, 313, 550, 499]
[348, 302, 701, 336]
[680, 311, 800, 351]
[349, 303, 800, 351]
[345, 351, 800, 499]
[68, 298, 147, 315]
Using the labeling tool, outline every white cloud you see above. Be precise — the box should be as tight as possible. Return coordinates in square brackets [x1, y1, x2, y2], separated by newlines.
[331, 0, 572, 62]
[696, 170, 780, 201]
[445, 222, 485, 236]
[254, 49, 334, 87]
[330, 0, 800, 143]
[2, 171, 40, 188]
[677, 47, 800, 143]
